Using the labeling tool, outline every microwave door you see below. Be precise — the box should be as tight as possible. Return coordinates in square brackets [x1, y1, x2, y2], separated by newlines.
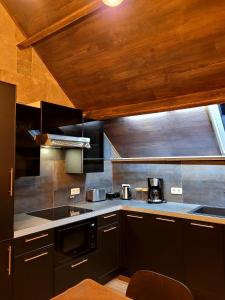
[56, 218, 97, 264]
[62, 225, 88, 255]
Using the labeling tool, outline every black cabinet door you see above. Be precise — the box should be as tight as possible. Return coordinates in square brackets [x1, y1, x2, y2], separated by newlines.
[0, 82, 15, 241]
[150, 215, 184, 282]
[16, 104, 41, 177]
[14, 246, 54, 300]
[98, 223, 120, 278]
[0, 240, 12, 300]
[184, 220, 225, 300]
[41, 101, 83, 136]
[122, 211, 151, 276]
[83, 120, 104, 173]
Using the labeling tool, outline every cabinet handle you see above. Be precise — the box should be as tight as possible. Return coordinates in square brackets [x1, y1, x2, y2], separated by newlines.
[127, 214, 143, 219]
[104, 226, 117, 233]
[103, 214, 117, 219]
[24, 251, 48, 263]
[71, 258, 88, 268]
[25, 233, 49, 243]
[156, 217, 175, 223]
[8, 246, 12, 276]
[190, 222, 214, 229]
[9, 168, 13, 197]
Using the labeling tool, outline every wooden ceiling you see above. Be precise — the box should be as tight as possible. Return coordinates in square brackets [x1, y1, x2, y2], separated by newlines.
[2, 0, 225, 119]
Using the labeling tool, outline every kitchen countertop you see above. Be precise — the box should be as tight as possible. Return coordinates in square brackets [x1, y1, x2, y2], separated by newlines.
[14, 200, 225, 238]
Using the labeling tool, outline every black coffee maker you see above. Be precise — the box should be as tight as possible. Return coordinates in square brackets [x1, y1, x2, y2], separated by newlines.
[147, 178, 165, 204]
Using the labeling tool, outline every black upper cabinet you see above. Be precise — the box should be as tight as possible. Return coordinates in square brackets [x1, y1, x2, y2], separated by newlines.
[0, 81, 15, 241]
[16, 104, 41, 177]
[16, 102, 104, 174]
[41, 102, 104, 173]
[83, 120, 104, 173]
[41, 102, 83, 136]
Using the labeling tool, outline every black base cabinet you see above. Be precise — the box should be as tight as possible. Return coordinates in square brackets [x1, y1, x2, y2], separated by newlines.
[122, 212, 184, 282]
[14, 230, 54, 300]
[14, 246, 54, 300]
[12, 212, 225, 300]
[0, 240, 12, 300]
[149, 215, 184, 282]
[183, 220, 225, 300]
[122, 211, 225, 300]
[54, 251, 99, 296]
[122, 211, 152, 276]
[97, 213, 121, 283]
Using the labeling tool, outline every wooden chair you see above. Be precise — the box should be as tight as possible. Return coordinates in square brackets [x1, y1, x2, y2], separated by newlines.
[126, 270, 193, 300]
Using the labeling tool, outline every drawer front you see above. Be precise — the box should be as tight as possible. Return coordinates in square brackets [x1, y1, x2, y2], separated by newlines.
[54, 251, 99, 296]
[98, 211, 119, 227]
[14, 246, 54, 300]
[14, 229, 54, 256]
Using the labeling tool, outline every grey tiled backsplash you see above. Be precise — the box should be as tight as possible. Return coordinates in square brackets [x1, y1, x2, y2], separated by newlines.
[181, 165, 225, 207]
[14, 136, 114, 214]
[14, 136, 225, 213]
[112, 163, 225, 207]
[113, 163, 182, 202]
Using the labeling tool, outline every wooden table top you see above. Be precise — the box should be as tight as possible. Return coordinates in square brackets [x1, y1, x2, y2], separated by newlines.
[52, 279, 131, 300]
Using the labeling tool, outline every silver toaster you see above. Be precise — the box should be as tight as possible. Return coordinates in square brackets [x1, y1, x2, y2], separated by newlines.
[86, 188, 106, 202]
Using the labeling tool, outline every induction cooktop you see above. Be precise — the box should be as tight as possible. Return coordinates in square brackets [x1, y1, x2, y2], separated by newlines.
[27, 206, 93, 221]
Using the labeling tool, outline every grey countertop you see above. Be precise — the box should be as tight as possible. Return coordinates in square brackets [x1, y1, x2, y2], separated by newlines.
[14, 200, 225, 238]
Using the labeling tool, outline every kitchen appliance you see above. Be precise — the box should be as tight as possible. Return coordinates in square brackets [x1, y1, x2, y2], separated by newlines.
[148, 178, 165, 203]
[35, 133, 91, 149]
[27, 206, 93, 220]
[55, 217, 97, 265]
[86, 188, 106, 202]
[106, 192, 120, 200]
[34, 101, 91, 149]
[121, 184, 132, 200]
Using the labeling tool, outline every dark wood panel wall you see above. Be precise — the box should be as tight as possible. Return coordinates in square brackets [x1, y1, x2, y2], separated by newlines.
[104, 106, 220, 157]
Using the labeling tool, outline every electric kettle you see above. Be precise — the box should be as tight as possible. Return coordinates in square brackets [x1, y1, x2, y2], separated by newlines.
[121, 184, 132, 200]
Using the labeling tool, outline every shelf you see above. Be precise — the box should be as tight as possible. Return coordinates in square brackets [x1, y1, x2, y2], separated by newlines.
[111, 156, 225, 165]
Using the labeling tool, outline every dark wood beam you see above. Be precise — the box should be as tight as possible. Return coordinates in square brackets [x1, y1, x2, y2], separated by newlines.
[17, 0, 104, 49]
[84, 88, 225, 120]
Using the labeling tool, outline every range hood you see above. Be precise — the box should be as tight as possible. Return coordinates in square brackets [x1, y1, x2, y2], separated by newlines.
[35, 134, 91, 149]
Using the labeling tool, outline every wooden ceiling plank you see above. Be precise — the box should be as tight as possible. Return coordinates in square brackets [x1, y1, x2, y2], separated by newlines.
[4, 0, 225, 117]
[17, 0, 104, 49]
[85, 87, 225, 119]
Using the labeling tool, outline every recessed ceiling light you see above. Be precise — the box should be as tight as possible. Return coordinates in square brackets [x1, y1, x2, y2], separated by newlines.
[102, 0, 124, 7]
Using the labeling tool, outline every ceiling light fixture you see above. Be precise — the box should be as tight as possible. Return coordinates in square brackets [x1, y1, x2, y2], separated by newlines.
[102, 0, 124, 7]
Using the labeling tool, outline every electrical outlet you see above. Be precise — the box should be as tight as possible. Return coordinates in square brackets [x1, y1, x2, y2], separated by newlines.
[71, 188, 80, 196]
[171, 187, 183, 195]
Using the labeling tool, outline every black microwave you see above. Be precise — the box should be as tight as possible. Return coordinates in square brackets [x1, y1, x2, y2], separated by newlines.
[55, 218, 97, 265]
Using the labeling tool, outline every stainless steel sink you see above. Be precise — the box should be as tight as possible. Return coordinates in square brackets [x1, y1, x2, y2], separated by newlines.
[190, 206, 225, 218]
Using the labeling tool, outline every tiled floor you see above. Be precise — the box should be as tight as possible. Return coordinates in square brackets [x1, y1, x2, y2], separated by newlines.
[105, 276, 130, 296]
